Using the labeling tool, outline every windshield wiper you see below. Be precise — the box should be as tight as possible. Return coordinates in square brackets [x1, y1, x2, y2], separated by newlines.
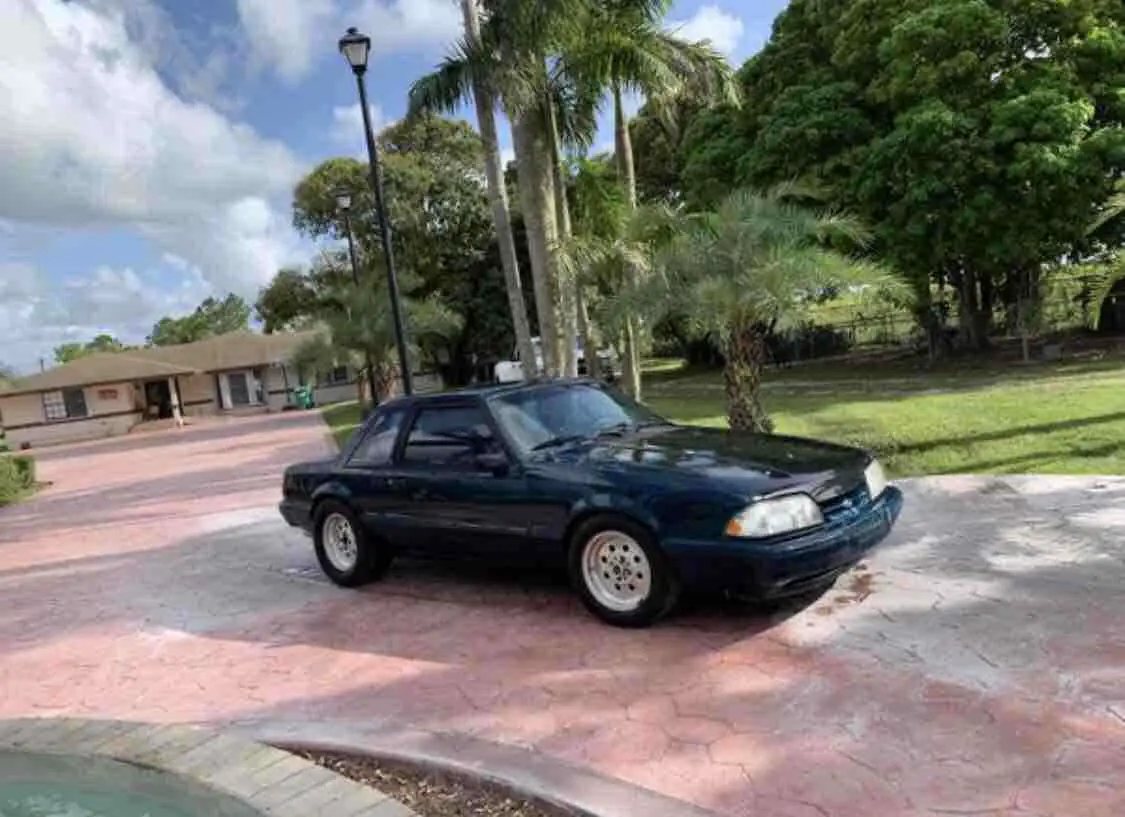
[530, 434, 589, 452]
[595, 421, 635, 438]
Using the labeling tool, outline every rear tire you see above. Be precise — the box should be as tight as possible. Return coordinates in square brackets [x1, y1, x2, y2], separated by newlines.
[313, 500, 392, 588]
[567, 514, 678, 628]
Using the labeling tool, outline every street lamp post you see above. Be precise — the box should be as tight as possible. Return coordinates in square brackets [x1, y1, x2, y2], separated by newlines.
[335, 189, 378, 408]
[337, 26, 413, 396]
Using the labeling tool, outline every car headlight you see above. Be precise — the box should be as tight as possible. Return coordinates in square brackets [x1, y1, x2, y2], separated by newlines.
[864, 458, 888, 499]
[724, 494, 824, 539]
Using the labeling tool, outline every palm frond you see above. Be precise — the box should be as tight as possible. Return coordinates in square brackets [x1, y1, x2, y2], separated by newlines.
[1089, 188, 1125, 235]
[407, 40, 480, 116]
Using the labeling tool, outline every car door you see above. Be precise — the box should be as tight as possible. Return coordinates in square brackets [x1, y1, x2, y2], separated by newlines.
[335, 405, 417, 549]
[394, 401, 533, 560]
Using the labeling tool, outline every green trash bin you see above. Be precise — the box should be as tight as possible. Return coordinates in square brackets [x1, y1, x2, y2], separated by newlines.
[292, 385, 315, 410]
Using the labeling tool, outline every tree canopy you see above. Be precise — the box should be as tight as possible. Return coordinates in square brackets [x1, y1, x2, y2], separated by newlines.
[634, 0, 1125, 348]
[148, 294, 251, 347]
[281, 113, 526, 383]
[54, 334, 128, 364]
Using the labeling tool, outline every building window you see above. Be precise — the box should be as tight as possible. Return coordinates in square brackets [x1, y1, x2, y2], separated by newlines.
[321, 366, 350, 386]
[42, 388, 89, 421]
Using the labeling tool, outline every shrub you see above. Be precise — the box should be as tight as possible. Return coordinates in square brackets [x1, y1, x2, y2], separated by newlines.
[0, 453, 35, 504]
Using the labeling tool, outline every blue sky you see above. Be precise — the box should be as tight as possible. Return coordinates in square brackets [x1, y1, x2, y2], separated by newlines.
[0, 0, 788, 373]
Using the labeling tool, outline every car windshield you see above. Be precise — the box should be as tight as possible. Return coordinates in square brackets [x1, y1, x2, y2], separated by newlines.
[490, 382, 669, 454]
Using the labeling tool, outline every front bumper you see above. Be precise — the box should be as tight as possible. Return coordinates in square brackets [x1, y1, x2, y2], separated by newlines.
[279, 498, 312, 532]
[664, 485, 904, 599]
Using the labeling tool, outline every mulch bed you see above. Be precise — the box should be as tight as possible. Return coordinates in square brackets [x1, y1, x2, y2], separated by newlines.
[290, 750, 567, 817]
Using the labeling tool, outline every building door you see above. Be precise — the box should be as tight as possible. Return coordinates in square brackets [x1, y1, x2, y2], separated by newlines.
[227, 372, 251, 406]
[143, 380, 173, 419]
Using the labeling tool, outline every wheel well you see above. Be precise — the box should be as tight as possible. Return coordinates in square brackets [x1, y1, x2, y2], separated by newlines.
[561, 508, 654, 553]
[310, 492, 348, 525]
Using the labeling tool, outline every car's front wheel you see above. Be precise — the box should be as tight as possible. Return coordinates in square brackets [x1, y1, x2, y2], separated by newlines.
[568, 515, 678, 627]
[313, 500, 392, 588]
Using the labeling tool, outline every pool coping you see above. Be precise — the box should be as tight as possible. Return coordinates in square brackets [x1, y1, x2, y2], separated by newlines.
[229, 717, 722, 817]
[0, 717, 414, 816]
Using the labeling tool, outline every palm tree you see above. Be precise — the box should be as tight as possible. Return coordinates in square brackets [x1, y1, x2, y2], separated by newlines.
[559, 158, 683, 382]
[409, 0, 584, 376]
[1089, 181, 1125, 234]
[560, 1, 737, 207]
[638, 187, 896, 432]
[295, 256, 461, 404]
[554, 0, 739, 396]
[455, 0, 537, 377]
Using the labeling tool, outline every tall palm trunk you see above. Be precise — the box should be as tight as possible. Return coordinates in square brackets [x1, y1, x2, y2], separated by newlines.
[613, 83, 642, 398]
[461, 0, 536, 377]
[546, 99, 579, 377]
[372, 361, 398, 404]
[722, 325, 772, 433]
[511, 110, 562, 376]
[614, 83, 638, 209]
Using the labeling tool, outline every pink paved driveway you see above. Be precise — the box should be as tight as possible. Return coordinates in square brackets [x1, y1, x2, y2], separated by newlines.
[1, 417, 1124, 817]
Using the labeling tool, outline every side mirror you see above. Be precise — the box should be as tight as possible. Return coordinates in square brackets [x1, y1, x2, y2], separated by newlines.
[475, 451, 510, 476]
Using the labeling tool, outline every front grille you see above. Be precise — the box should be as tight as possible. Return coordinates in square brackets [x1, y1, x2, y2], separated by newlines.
[819, 482, 873, 526]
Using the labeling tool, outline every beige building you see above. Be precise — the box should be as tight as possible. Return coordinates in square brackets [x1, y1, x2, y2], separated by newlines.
[0, 332, 370, 449]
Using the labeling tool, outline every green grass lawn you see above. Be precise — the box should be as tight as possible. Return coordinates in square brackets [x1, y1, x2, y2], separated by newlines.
[319, 354, 1125, 476]
[322, 401, 364, 449]
[646, 357, 1125, 476]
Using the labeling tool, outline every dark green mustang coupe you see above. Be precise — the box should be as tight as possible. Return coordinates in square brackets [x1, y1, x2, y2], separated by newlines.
[280, 379, 903, 627]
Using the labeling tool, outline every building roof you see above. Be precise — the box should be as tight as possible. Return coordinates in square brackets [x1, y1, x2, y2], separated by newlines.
[0, 331, 314, 398]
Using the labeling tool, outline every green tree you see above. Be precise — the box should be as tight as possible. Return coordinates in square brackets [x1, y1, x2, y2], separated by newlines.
[291, 116, 516, 381]
[54, 334, 128, 364]
[148, 294, 251, 346]
[293, 253, 461, 404]
[409, 0, 596, 376]
[53, 343, 89, 365]
[1091, 181, 1125, 235]
[637, 187, 895, 432]
[554, 0, 738, 395]
[414, 3, 540, 379]
[255, 268, 319, 334]
[672, 0, 1125, 350]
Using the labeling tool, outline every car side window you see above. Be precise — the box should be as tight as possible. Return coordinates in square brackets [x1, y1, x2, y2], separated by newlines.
[401, 405, 500, 469]
[348, 407, 405, 467]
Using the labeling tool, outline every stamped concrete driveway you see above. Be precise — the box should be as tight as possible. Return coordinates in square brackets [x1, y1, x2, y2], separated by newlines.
[1, 413, 1124, 817]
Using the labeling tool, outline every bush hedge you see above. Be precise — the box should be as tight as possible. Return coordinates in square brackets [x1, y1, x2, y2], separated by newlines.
[0, 453, 36, 505]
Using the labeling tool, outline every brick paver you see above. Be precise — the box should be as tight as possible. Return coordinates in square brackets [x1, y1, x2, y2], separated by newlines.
[1, 413, 1124, 816]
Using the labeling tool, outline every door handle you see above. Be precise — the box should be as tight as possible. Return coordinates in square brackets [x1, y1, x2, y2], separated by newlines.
[384, 477, 404, 490]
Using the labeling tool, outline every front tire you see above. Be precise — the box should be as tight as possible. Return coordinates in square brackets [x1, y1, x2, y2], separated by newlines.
[313, 500, 392, 588]
[567, 514, 679, 628]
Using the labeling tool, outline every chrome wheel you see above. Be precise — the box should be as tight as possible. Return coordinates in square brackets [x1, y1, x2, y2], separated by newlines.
[322, 512, 358, 573]
[581, 530, 652, 612]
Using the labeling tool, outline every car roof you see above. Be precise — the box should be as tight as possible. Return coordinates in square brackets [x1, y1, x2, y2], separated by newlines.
[383, 377, 599, 409]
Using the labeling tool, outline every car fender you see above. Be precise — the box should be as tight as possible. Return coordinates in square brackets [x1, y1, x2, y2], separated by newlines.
[309, 479, 356, 514]
[562, 492, 663, 546]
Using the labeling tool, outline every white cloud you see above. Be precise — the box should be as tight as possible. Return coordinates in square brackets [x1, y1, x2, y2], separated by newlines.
[331, 102, 391, 146]
[356, 0, 461, 57]
[235, 0, 460, 84]
[236, 0, 335, 85]
[87, 0, 245, 111]
[0, 261, 213, 373]
[668, 4, 744, 56]
[0, 0, 305, 339]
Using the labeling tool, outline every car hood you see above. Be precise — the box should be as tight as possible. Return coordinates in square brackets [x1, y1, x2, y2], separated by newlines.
[547, 426, 869, 502]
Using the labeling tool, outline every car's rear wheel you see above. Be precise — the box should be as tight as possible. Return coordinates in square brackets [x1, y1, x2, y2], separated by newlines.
[568, 515, 678, 627]
[313, 500, 392, 587]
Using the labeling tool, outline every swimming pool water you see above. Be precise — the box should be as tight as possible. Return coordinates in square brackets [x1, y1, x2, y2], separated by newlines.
[0, 751, 266, 817]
